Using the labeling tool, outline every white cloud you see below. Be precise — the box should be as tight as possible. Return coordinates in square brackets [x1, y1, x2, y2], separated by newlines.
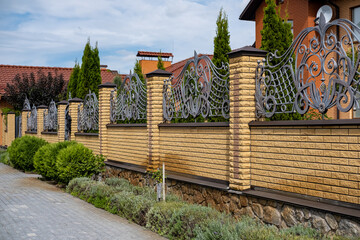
[0, 0, 254, 72]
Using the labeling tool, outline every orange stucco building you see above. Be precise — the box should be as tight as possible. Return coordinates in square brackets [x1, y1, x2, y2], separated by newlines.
[137, 51, 173, 75]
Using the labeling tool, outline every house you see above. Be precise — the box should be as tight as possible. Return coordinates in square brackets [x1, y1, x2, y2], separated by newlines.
[240, 0, 360, 119]
[240, 0, 360, 49]
[137, 51, 173, 75]
[0, 64, 118, 146]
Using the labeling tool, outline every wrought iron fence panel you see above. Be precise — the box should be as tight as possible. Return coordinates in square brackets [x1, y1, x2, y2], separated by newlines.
[27, 105, 37, 132]
[18, 115, 22, 138]
[43, 100, 58, 131]
[65, 103, 71, 140]
[163, 51, 229, 121]
[110, 72, 147, 123]
[78, 91, 99, 131]
[256, 14, 360, 118]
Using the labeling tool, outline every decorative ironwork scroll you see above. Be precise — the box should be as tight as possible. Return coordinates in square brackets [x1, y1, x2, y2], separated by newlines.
[23, 97, 31, 111]
[64, 103, 71, 140]
[163, 51, 230, 121]
[78, 91, 99, 131]
[27, 105, 37, 131]
[110, 72, 147, 123]
[255, 13, 360, 118]
[43, 100, 57, 132]
[18, 115, 22, 138]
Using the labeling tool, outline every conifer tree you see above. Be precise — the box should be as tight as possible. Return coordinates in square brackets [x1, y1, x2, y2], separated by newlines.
[212, 8, 231, 69]
[157, 55, 165, 70]
[260, 0, 301, 120]
[260, 0, 292, 66]
[67, 62, 80, 98]
[134, 60, 145, 85]
[77, 40, 101, 99]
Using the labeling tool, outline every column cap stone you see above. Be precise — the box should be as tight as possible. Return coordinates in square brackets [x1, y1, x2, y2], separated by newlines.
[228, 46, 267, 58]
[98, 82, 117, 89]
[7, 111, 16, 114]
[37, 105, 47, 109]
[146, 69, 172, 78]
[69, 98, 83, 103]
[57, 100, 69, 105]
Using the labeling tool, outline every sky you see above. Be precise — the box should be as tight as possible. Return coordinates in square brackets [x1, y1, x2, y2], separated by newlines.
[0, 0, 254, 75]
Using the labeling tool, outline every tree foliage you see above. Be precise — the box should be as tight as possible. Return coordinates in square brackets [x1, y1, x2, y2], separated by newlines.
[260, 0, 302, 120]
[113, 75, 123, 88]
[4, 70, 66, 110]
[76, 40, 101, 99]
[260, 0, 293, 66]
[157, 55, 165, 70]
[134, 60, 145, 84]
[212, 8, 231, 68]
[67, 61, 80, 98]
[67, 39, 101, 99]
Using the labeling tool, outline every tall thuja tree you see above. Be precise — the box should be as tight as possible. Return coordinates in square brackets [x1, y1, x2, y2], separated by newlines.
[212, 8, 231, 70]
[77, 40, 101, 99]
[157, 52, 165, 70]
[134, 60, 146, 85]
[260, 0, 301, 120]
[67, 61, 80, 98]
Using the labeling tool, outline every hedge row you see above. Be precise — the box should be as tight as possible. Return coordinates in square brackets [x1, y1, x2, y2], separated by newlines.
[67, 177, 330, 240]
[6, 136, 104, 184]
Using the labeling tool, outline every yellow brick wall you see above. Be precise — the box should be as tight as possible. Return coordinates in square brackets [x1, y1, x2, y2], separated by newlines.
[41, 133, 58, 143]
[250, 125, 360, 204]
[75, 134, 100, 155]
[159, 127, 230, 181]
[6, 113, 16, 146]
[106, 127, 148, 167]
[229, 52, 266, 190]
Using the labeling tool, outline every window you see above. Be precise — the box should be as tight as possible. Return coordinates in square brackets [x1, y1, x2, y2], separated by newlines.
[352, 6, 360, 41]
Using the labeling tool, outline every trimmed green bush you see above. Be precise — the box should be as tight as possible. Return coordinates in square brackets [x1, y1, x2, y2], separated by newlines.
[34, 141, 77, 180]
[56, 144, 104, 184]
[7, 136, 48, 171]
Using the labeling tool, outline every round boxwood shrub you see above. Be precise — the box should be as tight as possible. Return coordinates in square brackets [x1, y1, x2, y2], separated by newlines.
[7, 136, 48, 171]
[56, 144, 105, 184]
[34, 141, 77, 180]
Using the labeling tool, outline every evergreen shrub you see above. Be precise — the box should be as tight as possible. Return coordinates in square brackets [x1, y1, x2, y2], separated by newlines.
[34, 141, 77, 180]
[56, 144, 104, 184]
[7, 136, 48, 171]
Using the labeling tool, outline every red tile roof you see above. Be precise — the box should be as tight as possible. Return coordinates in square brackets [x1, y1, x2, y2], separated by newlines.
[0, 64, 118, 95]
[137, 51, 173, 58]
[165, 54, 213, 77]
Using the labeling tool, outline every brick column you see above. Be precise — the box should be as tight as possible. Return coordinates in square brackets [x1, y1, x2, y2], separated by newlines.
[145, 69, 172, 171]
[6, 112, 16, 146]
[98, 83, 116, 157]
[57, 101, 68, 142]
[228, 46, 267, 191]
[68, 98, 83, 141]
[37, 105, 47, 138]
[21, 110, 30, 137]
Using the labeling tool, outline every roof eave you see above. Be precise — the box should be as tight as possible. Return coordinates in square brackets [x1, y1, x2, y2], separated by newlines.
[239, 0, 262, 21]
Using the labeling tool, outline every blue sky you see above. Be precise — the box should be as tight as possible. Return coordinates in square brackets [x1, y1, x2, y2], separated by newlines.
[0, 0, 254, 74]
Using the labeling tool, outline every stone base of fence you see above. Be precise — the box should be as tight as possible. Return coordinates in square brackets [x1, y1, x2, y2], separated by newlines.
[104, 165, 360, 237]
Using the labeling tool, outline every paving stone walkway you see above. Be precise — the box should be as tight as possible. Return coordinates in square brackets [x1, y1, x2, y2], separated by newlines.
[0, 163, 166, 240]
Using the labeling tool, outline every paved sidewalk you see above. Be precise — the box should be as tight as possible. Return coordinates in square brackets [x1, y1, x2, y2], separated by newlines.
[0, 163, 166, 240]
